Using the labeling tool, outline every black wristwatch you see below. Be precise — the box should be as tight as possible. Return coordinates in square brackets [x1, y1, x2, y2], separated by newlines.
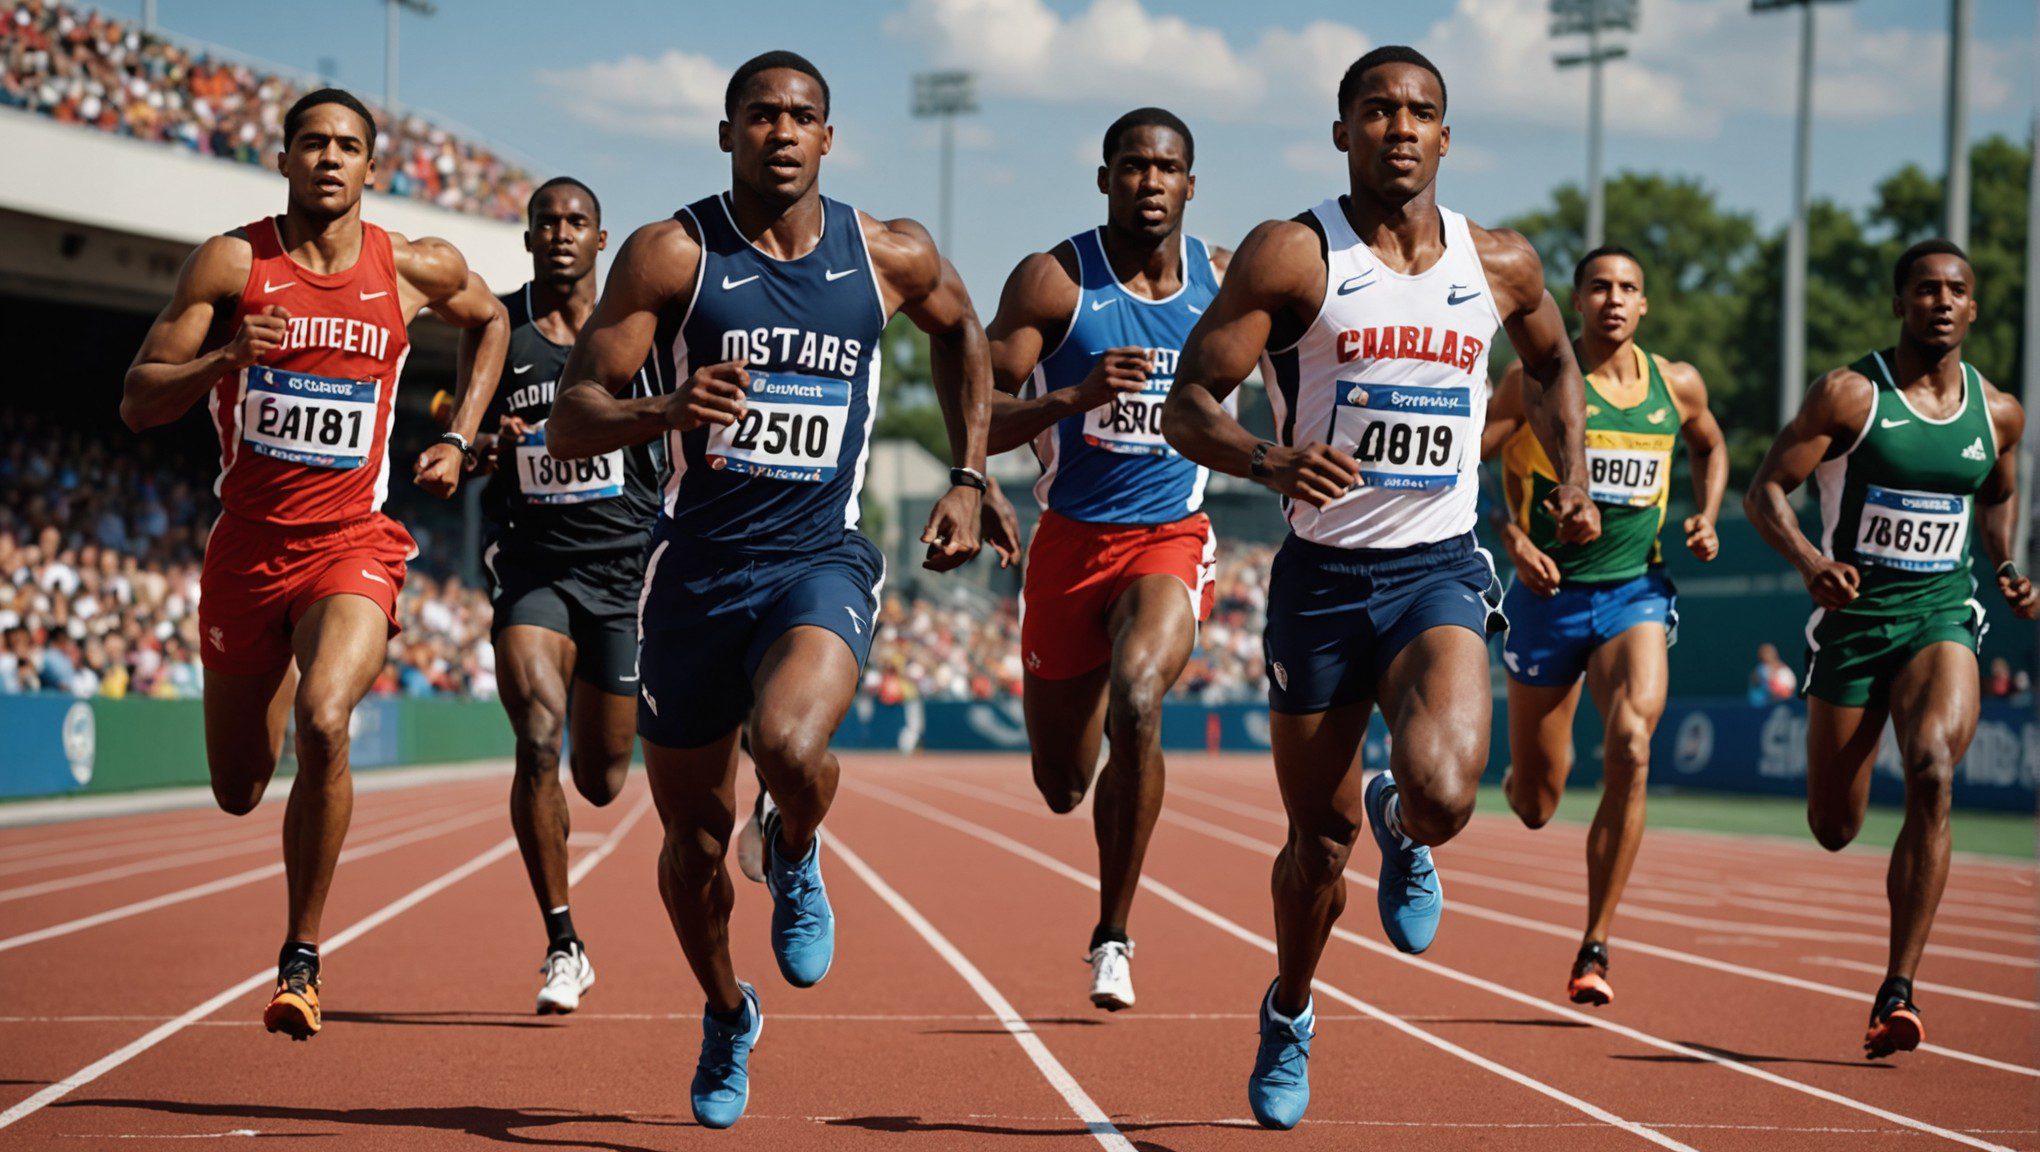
[437, 431, 476, 467]
[950, 466, 988, 493]
[1249, 441, 1274, 479]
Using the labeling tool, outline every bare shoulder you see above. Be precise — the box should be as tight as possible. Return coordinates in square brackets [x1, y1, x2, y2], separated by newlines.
[184, 232, 255, 298]
[388, 232, 471, 298]
[1652, 354, 1709, 408]
[608, 217, 703, 297]
[1800, 364, 1876, 434]
[1466, 222, 1543, 311]
[1000, 243, 1081, 323]
[1981, 373, 2025, 448]
[1230, 218, 1325, 293]
[860, 211, 943, 300]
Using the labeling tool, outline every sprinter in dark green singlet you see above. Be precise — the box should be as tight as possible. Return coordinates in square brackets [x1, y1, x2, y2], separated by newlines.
[1482, 246, 1727, 1009]
[1746, 239, 2037, 1060]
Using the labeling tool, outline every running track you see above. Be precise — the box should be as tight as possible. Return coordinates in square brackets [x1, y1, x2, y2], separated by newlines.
[0, 754, 2033, 1149]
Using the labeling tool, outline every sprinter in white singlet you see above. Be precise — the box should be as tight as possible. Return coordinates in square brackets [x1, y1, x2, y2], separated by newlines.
[1162, 46, 1599, 1130]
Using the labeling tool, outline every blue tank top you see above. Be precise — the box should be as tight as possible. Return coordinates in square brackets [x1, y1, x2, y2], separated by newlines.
[1027, 229, 1221, 524]
[655, 193, 887, 556]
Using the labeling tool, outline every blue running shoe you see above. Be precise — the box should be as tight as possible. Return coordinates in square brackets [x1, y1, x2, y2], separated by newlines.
[762, 809, 835, 987]
[691, 982, 762, 1129]
[1247, 978, 1313, 1130]
[1366, 771, 1443, 953]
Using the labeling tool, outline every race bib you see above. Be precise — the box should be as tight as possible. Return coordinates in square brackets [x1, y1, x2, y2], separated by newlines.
[1333, 382, 1469, 491]
[241, 367, 378, 470]
[1855, 484, 1968, 572]
[514, 422, 623, 505]
[706, 372, 850, 483]
[1587, 447, 1669, 507]
[1081, 377, 1174, 457]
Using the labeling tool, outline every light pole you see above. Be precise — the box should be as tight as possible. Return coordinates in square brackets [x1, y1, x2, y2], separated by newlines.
[384, 0, 437, 114]
[1944, 0, 1971, 248]
[1550, 0, 1638, 251]
[911, 71, 977, 255]
[142, 0, 156, 32]
[2019, 2, 2038, 577]
[1754, 0, 1854, 429]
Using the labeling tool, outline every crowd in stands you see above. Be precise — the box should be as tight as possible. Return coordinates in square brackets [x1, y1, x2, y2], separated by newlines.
[1, 0, 534, 221]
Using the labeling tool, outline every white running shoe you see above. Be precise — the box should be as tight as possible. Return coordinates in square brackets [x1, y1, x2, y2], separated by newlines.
[536, 942, 596, 1015]
[1087, 940, 1135, 1011]
[736, 789, 776, 885]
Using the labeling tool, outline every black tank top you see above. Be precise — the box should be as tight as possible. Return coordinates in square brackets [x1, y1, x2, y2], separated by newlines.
[480, 283, 665, 557]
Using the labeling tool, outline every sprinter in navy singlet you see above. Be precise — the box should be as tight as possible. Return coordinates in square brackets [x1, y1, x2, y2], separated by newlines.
[981, 108, 1227, 1013]
[546, 51, 995, 1130]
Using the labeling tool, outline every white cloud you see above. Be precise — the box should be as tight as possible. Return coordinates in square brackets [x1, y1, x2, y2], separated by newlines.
[917, 122, 998, 151]
[884, 0, 1369, 121]
[537, 49, 727, 140]
[1281, 139, 1343, 176]
[1420, 0, 2016, 140]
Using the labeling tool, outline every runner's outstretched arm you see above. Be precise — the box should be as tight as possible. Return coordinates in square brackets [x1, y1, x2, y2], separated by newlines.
[402, 249, 510, 497]
[122, 236, 261, 432]
[1163, 219, 1357, 507]
[1977, 383, 2039, 619]
[548, 220, 731, 460]
[1745, 369, 1870, 611]
[1479, 228, 1598, 544]
[1663, 359, 1727, 560]
[983, 248, 1149, 455]
[871, 215, 987, 571]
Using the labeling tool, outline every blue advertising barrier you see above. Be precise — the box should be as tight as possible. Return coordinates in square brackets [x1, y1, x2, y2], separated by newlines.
[832, 697, 2036, 812]
[0, 695, 97, 799]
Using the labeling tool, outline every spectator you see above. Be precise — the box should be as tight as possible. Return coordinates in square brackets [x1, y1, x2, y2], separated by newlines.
[2, 0, 534, 221]
[1748, 643, 1797, 706]
[1987, 657, 2014, 700]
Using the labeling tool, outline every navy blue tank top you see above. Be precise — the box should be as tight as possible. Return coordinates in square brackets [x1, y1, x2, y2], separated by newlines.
[654, 193, 887, 556]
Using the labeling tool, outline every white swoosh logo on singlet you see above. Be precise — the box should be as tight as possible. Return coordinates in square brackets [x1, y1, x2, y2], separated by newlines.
[722, 274, 760, 290]
[1090, 299, 1117, 312]
[825, 269, 858, 282]
[359, 290, 388, 301]
[513, 364, 535, 375]
[263, 280, 295, 293]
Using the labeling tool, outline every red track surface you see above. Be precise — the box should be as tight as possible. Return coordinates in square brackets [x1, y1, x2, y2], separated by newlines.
[0, 753, 2033, 1149]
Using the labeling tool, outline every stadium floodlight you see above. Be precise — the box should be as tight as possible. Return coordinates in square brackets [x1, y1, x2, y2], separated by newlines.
[1550, 0, 1640, 250]
[1944, 0, 1971, 249]
[912, 72, 978, 255]
[384, 0, 438, 114]
[1753, 0, 1854, 431]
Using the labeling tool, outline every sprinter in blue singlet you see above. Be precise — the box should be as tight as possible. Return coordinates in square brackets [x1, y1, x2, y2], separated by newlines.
[546, 51, 1000, 1130]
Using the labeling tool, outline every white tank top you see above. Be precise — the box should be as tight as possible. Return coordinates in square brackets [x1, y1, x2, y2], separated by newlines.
[1259, 199, 1502, 550]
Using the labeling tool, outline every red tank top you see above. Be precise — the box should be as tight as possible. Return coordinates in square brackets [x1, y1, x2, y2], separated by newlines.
[210, 217, 412, 527]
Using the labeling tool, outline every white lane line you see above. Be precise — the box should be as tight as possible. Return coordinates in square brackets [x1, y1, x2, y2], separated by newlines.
[847, 784, 1697, 1152]
[0, 800, 480, 901]
[1801, 957, 2037, 1011]
[0, 794, 648, 1134]
[0, 761, 514, 831]
[829, 833, 1136, 1152]
[1151, 799, 2040, 1082]
[0, 1011, 1393, 1025]
[877, 780, 2033, 1150]
[0, 806, 506, 954]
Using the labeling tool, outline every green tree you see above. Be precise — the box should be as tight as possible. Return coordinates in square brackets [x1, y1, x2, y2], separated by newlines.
[872, 314, 953, 459]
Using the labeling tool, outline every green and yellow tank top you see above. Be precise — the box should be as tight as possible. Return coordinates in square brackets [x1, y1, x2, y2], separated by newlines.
[1501, 343, 1677, 584]
[1813, 349, 1995, 618]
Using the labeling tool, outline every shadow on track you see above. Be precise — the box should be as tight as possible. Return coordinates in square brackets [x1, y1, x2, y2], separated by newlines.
[57, 1099, 684, 1152]
[321, 1010, 563, 1030]
[1613, 1041, 1898, 1071]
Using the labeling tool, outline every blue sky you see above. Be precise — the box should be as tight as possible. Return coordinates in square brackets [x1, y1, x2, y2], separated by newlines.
[101, 0, 2037, 303]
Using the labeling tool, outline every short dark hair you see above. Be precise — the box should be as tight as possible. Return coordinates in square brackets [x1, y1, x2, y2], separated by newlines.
[1338, 46, 1447, 117]
[527, 176, 601, 226]
[1893, 238, 1970, 293]
[1101, 107, 1194, 170]
[1573, 245, 1644, 290]
[283, 87, 377, 155]
[724, 51, 830, 120]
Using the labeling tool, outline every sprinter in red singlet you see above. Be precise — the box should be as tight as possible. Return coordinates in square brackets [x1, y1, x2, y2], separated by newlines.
[121, 88, 509, 1040]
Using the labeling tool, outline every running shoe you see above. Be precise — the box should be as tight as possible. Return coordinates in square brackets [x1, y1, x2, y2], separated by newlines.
[263, 958, 322, 1041]
[536, 940, 596, 1015]
[1365, 771, 1443, 953]
[1086, 940, 1135, 1011]
[1567, 941, 1613, 1007]
[1247, 978, 1314, 1130]
[736, 786, 774, 885]
[761, 806, 835, 987]
[691, 982, 763, 1129]
[1864, 980, 1924, 1059]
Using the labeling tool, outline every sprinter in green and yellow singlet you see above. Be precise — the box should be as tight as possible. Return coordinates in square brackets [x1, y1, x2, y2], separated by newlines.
[1481, 247, 1727, 1009]
[1747, 239, 2037, 1060]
